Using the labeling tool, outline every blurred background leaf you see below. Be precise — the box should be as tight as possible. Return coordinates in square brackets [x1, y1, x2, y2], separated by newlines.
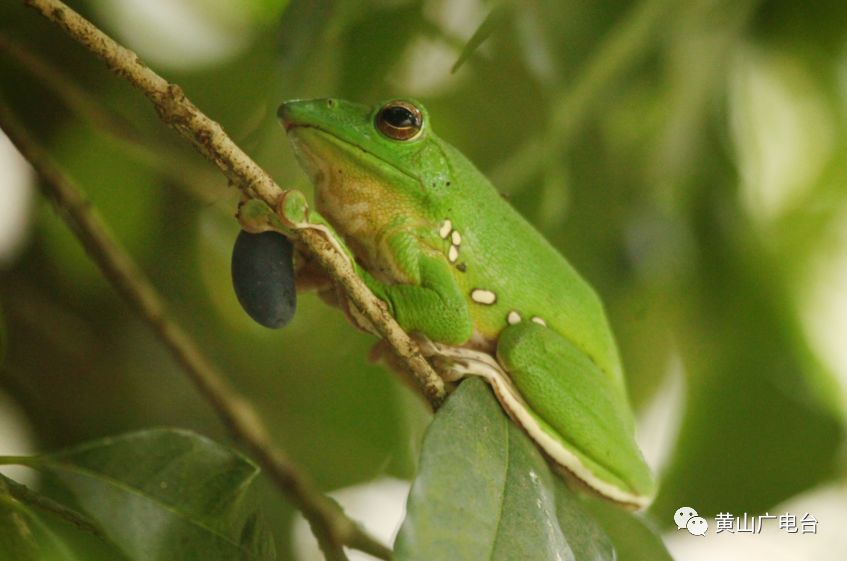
[28, 429, 276, 561]
[0, 478, 41, 561]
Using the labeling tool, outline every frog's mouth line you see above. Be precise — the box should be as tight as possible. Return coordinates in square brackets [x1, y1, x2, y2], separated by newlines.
[284, 124, 424, 189]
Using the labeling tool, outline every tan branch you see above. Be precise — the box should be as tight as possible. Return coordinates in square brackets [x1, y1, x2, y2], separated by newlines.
[20, 0, 446, 408]
[0, 102, 381, 561]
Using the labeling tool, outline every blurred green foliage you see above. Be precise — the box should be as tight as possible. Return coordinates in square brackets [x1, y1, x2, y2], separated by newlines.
[2, 0, 847, 559]
[0, 478, 37, 561]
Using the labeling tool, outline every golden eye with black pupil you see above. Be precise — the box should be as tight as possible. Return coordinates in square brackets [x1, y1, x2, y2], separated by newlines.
[375, 100, 423, 141]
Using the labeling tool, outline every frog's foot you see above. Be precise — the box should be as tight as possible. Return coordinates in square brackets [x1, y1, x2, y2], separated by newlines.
[237, 197, 288, 234]
[339, 291, 380, 335]
[274, 190, 353, 268]
[275, 189, 311, 229]
[419, 341, 526, 404]
[237, 190, 345, 263]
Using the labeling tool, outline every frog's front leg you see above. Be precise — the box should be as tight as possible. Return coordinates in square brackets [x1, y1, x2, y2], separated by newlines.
[236, 193, 353, 292]
[238, 192, 352, 260]
[268, 196, 464, 338]
[361, 230, 473, 346]
[495, 322, 655, 509]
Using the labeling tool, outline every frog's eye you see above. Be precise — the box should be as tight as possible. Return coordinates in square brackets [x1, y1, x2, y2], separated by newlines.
[375, 100, 423, 141]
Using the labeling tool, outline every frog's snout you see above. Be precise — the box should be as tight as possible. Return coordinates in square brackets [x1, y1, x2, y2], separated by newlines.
[277, 98, 341, 132]
[277, 101, 297, 131]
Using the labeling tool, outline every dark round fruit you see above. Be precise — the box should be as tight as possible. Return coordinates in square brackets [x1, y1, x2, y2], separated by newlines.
[231, 230, 296, 328]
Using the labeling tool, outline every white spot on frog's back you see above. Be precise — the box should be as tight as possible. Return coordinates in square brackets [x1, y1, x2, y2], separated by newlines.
[439, 219, 452, 239]
[437, 219, 467, 269]
[507, 310, 521, 325]
[531, 316, 547, 326]
[471, 289, 497, 305]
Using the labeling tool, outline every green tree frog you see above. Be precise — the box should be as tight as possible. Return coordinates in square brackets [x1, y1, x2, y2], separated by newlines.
[247, 98, 656, 509]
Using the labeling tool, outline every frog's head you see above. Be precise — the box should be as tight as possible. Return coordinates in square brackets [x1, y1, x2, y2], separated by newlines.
[278, 98, 452, 244]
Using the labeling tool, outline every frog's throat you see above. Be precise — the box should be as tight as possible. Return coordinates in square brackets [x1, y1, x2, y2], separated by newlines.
[421, 340, 650, 510]
[287, 126, 422, 248]
[287, 124, 422, 187]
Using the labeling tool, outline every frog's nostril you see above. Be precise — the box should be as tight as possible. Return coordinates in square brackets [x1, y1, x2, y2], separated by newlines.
[326, 99, 336, 108]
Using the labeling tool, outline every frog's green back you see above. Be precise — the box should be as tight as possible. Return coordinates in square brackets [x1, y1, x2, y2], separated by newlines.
[433, 139, 626, 393]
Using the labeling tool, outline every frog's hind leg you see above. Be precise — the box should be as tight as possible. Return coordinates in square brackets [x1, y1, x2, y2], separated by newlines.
[495, 322, 655, 509]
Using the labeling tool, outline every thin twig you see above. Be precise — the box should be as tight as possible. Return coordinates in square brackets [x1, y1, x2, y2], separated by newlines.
[0, 32, 224, 204]
[20, 0, 446, 408]
[0, 105, 383, 561]
[490, 0, 675, 190]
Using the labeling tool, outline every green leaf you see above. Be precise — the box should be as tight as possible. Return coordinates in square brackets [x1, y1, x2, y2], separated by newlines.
[394, 377, 614, 561]
[451, 3, 511, 73]
[1, 479, 41, 561]
[2, 475, 104, 543]
[1, 473, 98, 561]
[31, 429, 276, 561]
[21, 516, 85, 561]
[552, 483, 616, 561]
[583, 498, 673, 561]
